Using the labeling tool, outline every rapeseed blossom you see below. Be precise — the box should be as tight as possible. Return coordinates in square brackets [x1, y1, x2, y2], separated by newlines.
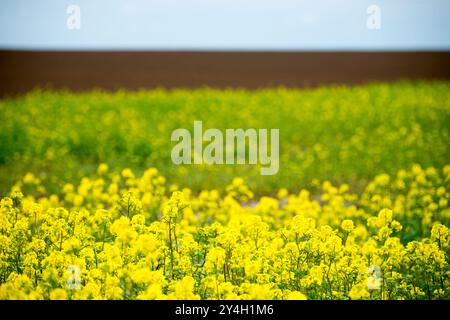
[0, 163, 448, 300]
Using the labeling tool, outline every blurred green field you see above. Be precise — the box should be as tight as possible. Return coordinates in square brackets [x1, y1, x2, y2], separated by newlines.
[0, 81, 449, 195]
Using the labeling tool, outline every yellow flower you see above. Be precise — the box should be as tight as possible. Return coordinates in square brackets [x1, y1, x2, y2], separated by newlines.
[349, 283, 370, 300]
[277, 188, 288, 199]
[49, 289, 68, 300]
[341, 219, 355, 232]
[286, 291, 307, 300]
[73, 195, 84, 207]
[121, 168, 135, 179]
[97, 163, 109, 175]
[170, 276, 199, 300]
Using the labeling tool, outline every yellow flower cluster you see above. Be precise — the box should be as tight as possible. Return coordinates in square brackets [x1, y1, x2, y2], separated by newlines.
[0, 164, 449, 300]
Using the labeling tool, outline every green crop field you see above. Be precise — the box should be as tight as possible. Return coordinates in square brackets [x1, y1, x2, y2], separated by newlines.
[1, 81, 449, 195]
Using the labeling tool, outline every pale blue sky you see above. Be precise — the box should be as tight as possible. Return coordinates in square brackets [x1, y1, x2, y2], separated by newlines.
[0, 0, 449, 50]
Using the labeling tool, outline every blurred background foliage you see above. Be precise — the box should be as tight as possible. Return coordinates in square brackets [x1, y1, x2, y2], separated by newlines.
[0, 81, 449, 195]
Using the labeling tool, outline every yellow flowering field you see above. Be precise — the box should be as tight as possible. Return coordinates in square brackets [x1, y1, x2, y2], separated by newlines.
[1, 164, 449, 300]
[0, 82, 449, 300]
[1, 81, 449, 194]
